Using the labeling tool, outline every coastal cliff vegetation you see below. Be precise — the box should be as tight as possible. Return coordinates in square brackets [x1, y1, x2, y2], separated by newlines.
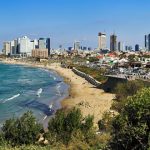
[76, 65, 108, 83]
[0, 86, 149, 149]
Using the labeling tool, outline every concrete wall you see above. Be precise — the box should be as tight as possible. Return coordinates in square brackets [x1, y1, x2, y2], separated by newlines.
[72, 68, 101, 88]
[72, 68, 150, 93]
[72, 68, 128, 92]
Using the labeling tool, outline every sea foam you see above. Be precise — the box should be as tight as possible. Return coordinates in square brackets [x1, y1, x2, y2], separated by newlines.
[2, 94, 20, 103]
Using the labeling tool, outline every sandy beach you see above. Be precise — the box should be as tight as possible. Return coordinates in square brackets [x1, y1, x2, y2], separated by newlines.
[48, 63, 115, 127]
[1, 59, 115, 127]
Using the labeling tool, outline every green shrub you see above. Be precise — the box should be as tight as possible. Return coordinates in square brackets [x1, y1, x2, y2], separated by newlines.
[98, 112, 113, 132]
[109, 88, 150, 150]
[48, 108, 83, 145]
[76, 66, 107, 82]
[48, 107, 95, 146]
[2, 111, 42, 146]
[112, 80, 145, 112]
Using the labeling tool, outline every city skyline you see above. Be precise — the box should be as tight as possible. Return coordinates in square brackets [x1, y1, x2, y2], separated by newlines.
[0, 0, 150, 49]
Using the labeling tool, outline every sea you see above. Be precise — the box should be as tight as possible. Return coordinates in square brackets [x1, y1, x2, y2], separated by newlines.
[0, 63, 69, 128]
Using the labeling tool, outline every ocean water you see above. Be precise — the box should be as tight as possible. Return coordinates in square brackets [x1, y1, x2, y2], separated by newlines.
[0, 63, 69, 127]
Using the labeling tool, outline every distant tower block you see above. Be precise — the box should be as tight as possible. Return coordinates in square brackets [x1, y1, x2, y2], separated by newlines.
[98, 32, 106, 50]
[74, 41, 80, 51]
[110, 34, 117, 51]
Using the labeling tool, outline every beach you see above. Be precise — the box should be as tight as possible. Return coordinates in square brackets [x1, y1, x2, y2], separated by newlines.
[48, 63, 115, 127]
[1, 59, 115, 127]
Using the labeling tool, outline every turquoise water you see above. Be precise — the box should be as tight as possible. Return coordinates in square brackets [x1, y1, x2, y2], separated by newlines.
[0, 63, 69, 127]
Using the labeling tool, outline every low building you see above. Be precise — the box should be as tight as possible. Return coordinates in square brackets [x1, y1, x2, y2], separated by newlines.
[32, 49, 48, 59]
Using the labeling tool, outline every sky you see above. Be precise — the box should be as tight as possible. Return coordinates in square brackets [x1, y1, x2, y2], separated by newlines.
[0, 0, 150, 49]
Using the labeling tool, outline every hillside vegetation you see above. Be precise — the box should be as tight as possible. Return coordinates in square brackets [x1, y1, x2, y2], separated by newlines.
[0, 82, 149, 149]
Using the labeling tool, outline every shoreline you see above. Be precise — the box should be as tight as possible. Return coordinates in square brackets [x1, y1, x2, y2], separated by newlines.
[1, 59, 115, 128]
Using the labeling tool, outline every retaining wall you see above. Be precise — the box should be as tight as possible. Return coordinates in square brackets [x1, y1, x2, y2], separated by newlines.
[72, 68, 128, 92]
[72, 68, 150, 93]
[72, 68, 101, 88]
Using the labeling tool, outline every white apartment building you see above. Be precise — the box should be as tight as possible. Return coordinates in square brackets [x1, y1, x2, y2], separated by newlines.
[3, 42, 11, 55]
[20, 36, 34, 57]
[31, 39, 38, 49]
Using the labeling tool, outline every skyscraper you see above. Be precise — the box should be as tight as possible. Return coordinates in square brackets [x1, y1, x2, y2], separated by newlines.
[110, 34, 117, 51]
[39, 38, 51, 55]
[3, 42, 11, 55]
[46, 38, 51, 55]
[74, 41, 80, 51]
[145, 35, 147, 49]
[10, 40, 15, 55]
[98, 32, 106, 50]
[118, 41, 123, 52]
[20, 36, 34, 57]
[135, 44, 140, 51]
[145, 34, 150, 51]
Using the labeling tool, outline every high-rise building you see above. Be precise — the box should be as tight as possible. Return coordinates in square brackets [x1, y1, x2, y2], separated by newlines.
[98, 32, 106, 50]
[88, 47, 92, 51]
[125, 46, 128, 51]
[20, 36, 34, 57]
[145, 34, 150, 51]
[47, 38, 51, 55]
[122, 42, 125, 51]
[82, 47, 87, 50]
[125, 46, 133, 51]
[10, 40, 15, 55]
[10, 39, 19, 55]
[135, 44, 140, 51]
[145, 35, 148, 49]
[3, 42, 11, 55]
[74, 41, 80, 50]
[110, 34, 117, 51]
[17, 38, 21, 54]
[31, 39, 38, 50]
[68, 47, 73, 51]
[118, 41, 124, 51]
[39, 38, 51, 55]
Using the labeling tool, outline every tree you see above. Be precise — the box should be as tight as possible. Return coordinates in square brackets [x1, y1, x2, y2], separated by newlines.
[109, 88, 150, 150]
[48, 107, 95, 146]
[48, 108, 83, 145]
[2, 111, 42, 146]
